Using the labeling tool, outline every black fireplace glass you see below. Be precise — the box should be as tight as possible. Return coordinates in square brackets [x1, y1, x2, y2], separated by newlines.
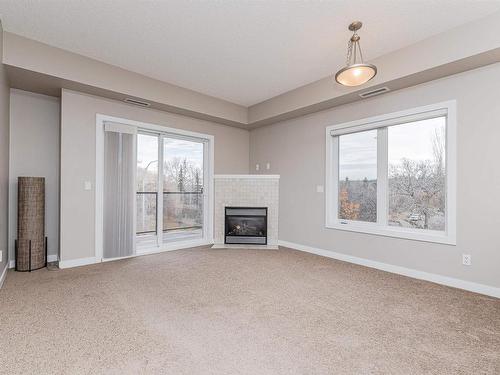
[226, 216, 266, 237]
[224, 207, 267, 245]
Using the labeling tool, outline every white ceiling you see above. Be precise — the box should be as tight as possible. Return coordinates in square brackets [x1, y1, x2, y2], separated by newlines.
[1, 1, 500, 106]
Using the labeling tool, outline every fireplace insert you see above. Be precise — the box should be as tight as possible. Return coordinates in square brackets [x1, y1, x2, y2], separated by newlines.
[225, 207, 267, 245]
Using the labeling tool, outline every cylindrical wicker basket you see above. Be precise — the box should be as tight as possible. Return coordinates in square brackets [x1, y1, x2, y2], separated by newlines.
[16, 177, 46, 271]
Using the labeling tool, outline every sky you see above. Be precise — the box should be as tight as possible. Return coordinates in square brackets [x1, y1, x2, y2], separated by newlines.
[137, 134, 204, 171]
[339, 117, 445, 181]
[164, 137, 203, 170]
[137, 133, 159, 170]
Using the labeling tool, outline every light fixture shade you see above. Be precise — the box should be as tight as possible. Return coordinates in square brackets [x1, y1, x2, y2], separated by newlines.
[335, 63, 377, 87]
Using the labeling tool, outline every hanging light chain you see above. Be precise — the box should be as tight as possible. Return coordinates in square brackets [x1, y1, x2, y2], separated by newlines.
[346, 29, 365, 66]
[346, 38, 353, 66]
[346, 24, 364, 66]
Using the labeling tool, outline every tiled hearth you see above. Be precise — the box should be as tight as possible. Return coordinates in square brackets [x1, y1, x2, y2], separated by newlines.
[213, 175, 279, 249]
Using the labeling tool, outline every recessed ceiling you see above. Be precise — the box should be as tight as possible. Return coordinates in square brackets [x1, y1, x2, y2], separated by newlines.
[1, 0, 500, 106]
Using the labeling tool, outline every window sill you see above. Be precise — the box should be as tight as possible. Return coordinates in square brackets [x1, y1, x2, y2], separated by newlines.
[326, 222, 456, 245]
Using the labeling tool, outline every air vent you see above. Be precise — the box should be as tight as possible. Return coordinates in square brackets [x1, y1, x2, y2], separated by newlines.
[124, 98, 151, 107]
[359, 86, 390, 99]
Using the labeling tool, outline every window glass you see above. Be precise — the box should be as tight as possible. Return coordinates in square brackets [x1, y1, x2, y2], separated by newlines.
[163, 137, 204, 241]
[388, 117, 446, 231]
[338, 129, 377, 222]
[136, 133, 158, 235]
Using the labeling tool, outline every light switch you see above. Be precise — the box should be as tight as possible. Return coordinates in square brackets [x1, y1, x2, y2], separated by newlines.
[84, 181, 92, 191]
[316, 185, 324, 193]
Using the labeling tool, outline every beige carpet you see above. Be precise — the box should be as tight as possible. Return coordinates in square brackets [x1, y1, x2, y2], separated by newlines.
[0, 246, 499, 375]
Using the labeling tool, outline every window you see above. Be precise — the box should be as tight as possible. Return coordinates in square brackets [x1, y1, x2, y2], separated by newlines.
[326, 101, 456, 244]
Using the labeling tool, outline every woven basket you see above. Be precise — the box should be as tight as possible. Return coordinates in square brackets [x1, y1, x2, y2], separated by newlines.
[17, 177, 46, 271]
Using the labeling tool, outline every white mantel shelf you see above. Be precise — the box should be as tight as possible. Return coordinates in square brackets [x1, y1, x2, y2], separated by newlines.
[214, 174, 280, 179]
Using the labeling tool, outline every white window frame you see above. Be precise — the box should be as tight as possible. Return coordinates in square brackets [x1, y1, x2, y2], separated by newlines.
[96, 114, 214, 263]
[325, 101, 456, 245]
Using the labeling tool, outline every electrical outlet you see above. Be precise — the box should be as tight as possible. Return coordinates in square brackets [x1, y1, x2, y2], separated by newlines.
[255, 164, 260, 171]
[316, 185, 324, 193]
[84, 181, 92, 190]
[462, 254, 471, 266]
[266, 162, 271, 170]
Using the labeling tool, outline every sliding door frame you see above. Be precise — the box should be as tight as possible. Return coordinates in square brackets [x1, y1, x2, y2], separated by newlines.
[96, 114, 214, 263]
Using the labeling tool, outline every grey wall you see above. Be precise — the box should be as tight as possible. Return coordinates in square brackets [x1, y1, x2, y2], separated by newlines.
[8, 89, 60, 262]
[60, 89, 250, 262]
[0, 22, 10, 275]
[250, 62, 500, 289]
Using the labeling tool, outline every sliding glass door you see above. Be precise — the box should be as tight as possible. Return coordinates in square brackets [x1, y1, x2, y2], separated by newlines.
[136, 132, 206, 250]
[99, 116, 212, 262]
[162, 136, 204, 243]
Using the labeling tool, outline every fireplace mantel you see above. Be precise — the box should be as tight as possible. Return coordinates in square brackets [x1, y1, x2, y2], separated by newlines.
[213, 174, 279, 249]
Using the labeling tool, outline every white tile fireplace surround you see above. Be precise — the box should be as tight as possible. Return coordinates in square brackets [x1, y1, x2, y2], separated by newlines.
[213, 175, 279, 249]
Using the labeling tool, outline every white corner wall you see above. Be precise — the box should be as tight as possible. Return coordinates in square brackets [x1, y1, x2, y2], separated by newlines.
[250, 62, 500, 292]
[8, 89, 61, 264]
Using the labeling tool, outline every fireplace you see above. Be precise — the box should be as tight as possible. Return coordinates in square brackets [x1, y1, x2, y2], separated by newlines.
[225, 207, 267, 245]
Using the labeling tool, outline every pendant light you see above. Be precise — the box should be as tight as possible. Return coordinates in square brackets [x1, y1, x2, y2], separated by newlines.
[335, 21, 377, 87]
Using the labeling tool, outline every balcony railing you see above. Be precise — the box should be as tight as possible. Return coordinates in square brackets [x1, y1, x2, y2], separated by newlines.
[136, 191, 203, 235]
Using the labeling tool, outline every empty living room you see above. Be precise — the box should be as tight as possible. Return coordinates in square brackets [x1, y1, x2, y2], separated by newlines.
[0, 1, 499, 374]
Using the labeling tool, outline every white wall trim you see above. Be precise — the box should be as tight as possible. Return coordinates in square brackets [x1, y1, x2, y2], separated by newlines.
[214, 174, 280, 179]
[325, 100, 457, 245]
[59, 256, 98, 269]
[278, 240, 500, 299]
[0, 264, 8, 289]
[95, 113, 215, 264]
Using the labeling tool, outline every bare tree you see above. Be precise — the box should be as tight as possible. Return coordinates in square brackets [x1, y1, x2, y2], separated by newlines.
[162, 157, 203, 229]
[389, 129, 445, 229]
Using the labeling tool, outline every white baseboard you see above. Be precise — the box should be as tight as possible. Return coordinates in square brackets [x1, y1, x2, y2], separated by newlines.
[59, 256, 97, 269]
[0, 264, 8, 289]
[278, 240, 500, 299]
[8, 254, 59, 269]
[61, 240, 213, 269]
